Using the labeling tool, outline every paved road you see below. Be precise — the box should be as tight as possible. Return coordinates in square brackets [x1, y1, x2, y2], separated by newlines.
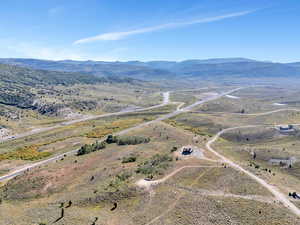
[117, 88, 242, 135]
[0, 92, 171, 143]
[243, 108, 300, 116]
[0, 88, 241, 182]
[206, 125, 300, 217]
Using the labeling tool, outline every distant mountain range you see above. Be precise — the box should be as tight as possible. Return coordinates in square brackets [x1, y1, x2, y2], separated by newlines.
[1, 57, 300, 111]
[0, 57, 300, 80]
[0, 58, 174, 80]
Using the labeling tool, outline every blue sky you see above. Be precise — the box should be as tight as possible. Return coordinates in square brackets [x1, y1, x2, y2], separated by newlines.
[0, 0, 299, 62]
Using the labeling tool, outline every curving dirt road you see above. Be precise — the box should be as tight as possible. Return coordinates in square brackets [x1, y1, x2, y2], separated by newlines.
[136, 165, 222, 189]
[143, 168, 213, 225]
[206, 126, 300, 217]
[138, 109, 300, 222]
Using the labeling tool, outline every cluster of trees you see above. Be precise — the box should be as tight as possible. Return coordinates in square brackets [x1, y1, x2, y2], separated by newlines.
[106, 134, 150, 145]
[77, 134, 150, 156]
[0, 87, 34, 109]
[77, 141, 106, 156]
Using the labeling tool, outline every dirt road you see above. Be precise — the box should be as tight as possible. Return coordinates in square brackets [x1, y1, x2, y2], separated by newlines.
[206, 126, 300, 217]
[136, 165, 221, 189]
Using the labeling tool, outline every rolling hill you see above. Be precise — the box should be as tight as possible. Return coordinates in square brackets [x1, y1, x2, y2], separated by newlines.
[0, 58, 174, 80]
[1, 58, 300, 80]
[0, 63, 138, 109]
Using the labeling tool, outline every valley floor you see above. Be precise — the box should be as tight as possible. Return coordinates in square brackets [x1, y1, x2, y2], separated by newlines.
[1, 85, 300, 225]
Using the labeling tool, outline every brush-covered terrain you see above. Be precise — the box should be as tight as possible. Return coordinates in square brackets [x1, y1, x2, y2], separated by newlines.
[1, 59, 300, 224]
[166, 86, 300, 222]
[1, 122, 299, 225]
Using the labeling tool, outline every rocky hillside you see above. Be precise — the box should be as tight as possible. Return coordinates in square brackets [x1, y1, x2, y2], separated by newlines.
[0, 63, 138, 109]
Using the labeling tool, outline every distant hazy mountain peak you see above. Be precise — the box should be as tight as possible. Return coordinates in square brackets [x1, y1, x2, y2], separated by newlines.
[180, 58, 257, 64]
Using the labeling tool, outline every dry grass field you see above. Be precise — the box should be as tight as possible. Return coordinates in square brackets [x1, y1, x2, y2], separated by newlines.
[0, 104, 177, 176]
[1, 86, 300, 224]
[1, 120, 299, 224]
[214, 127, 300, 195]
[193, 86, 300, 114]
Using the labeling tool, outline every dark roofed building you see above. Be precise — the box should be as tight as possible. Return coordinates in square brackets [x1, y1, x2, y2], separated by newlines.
[182, 147, 193, 155]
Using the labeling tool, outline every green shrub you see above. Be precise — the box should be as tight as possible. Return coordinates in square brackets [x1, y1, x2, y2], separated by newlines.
[170, 146, 178, 152]
[109, 171, 132, 189]
[116, 136, 150, 145]
[77, 134, 150, 156]
[136, 154, 172, 177]
[77, 141, 106, 156]
[122, 155, 137, 163]
[106, 134, 117, 144]
[116, 172, 132, 181]
[106, 135, 150, 145]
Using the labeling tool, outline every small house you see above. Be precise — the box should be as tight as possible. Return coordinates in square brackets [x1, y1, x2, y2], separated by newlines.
[269, 157, 296, 167]
[279, 125, 293, 131]
[182, 147, 193, 155]
[278, 125, 295, 134]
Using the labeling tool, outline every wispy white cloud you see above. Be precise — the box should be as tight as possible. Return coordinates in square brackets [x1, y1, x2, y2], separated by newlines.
[6, 42, 84, 60]
[0, 40, 124, 61]
[74, 10, 255, 44]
